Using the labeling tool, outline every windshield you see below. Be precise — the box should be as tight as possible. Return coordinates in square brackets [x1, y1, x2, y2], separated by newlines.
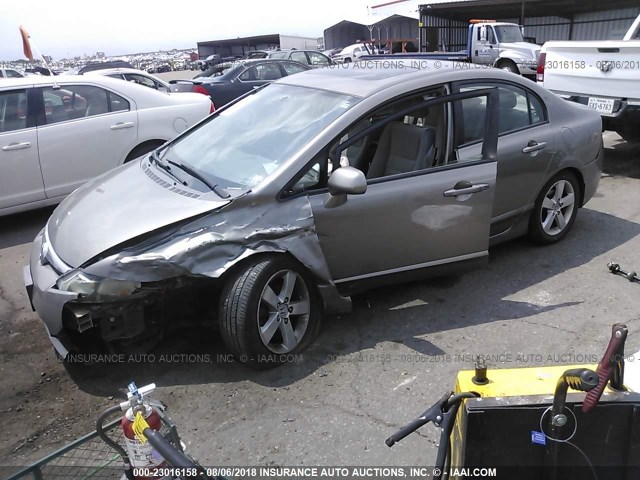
[164, 84, 360, 192]
[494, 25, 524, 43]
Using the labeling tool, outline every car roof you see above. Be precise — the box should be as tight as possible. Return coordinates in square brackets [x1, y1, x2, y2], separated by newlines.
[0, 74, 163, 96]
[272, 49, 322, 54]
[84, 68, 148, 75]
[274, 60, 524, 98]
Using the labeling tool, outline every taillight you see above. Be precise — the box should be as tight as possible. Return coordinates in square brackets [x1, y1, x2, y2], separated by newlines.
[536, 52, 546, 83]
[192, 84, 209, 96]
[209, 101, 215, 114]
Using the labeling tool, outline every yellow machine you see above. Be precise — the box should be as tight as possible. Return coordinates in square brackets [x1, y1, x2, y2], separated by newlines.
[387, 324, 640, 480]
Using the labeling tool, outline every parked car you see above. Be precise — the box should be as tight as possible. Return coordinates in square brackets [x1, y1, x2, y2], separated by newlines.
[246, 50, 271, 59]
[332, 43, 372, 63]
[78, 60, 133, 74]
[169, 59, 311, 107]
[538, 13, 640, 142]
[25, 62, 602, 367]
[0, 75, 213, 216]
[267, 49, 334, 68]
[0, 68, 25, 79]
[85, 68, 172, 93]
[323, 48, 342, 58]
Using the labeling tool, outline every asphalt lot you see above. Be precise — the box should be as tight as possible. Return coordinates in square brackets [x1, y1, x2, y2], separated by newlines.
[0, 131, 639, 472]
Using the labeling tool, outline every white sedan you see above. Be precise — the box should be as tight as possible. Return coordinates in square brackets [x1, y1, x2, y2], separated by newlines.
[84, 67, 172, 93]
[0, 75, 213, 216]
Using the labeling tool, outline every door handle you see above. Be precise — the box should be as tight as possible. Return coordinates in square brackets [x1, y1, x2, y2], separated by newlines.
[110, 122, 134, 130]
[522, 141, 547, 154]
[2, 142, 31, 151]
[443, 181, 489, 197]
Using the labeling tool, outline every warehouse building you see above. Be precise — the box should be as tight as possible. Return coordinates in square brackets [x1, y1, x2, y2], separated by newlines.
[324, 14, 420, 50]
[197, 34, 319, 59]
[420, 0, 640, 51]
[324, 0, 640, 53]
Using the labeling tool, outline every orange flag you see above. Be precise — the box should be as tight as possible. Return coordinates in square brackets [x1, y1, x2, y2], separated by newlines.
[19, 25, 34, 61]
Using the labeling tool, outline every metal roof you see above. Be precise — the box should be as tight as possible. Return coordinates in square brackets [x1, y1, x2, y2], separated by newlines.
[420, 0, 640, 21]
[326, 13, 420, 30]
[198, 34, 281, 49]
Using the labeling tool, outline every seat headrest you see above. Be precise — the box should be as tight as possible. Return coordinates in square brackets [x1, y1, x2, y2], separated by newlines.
[499, 90, 518, 110]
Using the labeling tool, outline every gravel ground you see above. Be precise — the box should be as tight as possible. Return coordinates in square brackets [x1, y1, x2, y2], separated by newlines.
[0, 131, 639, 475]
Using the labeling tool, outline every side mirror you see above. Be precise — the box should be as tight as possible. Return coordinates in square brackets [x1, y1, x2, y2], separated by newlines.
[324, 166, 367, 208]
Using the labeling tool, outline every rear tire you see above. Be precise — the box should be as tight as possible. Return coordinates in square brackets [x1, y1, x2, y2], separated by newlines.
[528, 171, 581, 245]
[219, 256, 321, 369]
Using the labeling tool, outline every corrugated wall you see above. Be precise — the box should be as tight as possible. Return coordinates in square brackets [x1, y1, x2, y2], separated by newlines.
[324, 22, 370, 49]
[422, 6, 639, 49]
[422, 16, 468, 51]
[572, 7, 640, 40]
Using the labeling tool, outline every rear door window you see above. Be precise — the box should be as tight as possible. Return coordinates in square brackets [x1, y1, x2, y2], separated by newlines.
[42, 85, 130, 124]
[0, 90, 28, 132]
[456, 82, 547, 146]
[290, 51, 309, 65]
[308, 52, 330, 66]
[282, 62, 309, 75]
[255, 63, 283, 80]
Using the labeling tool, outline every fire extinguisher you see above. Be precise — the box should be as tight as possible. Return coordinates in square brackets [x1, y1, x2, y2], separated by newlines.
[122, 382, 166, 479]
[97, 382, 166, 480]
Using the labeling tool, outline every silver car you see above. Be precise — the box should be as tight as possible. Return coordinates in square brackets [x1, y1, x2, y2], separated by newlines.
[25, 62, 603, 367]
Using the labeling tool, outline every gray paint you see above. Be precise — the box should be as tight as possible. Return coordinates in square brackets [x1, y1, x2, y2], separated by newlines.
[26, 62, 603, 355]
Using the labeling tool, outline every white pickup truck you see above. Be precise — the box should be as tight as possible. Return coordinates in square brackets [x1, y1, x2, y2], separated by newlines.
[538, 14, 640, 142]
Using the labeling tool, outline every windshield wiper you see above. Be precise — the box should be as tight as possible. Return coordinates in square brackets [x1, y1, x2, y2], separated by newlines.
[166, 160, 231, 198]
[149, 152, 188, 186]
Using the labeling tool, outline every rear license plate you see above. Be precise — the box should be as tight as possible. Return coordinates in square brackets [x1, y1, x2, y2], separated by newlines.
[587, 97, 615, 115]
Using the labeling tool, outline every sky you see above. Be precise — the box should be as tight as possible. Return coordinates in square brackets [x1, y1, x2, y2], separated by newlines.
[0, 0, 388, 61]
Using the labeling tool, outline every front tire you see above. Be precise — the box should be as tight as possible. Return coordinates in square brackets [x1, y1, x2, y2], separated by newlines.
[528, 172, 581, 244]
[498, 61, 519, 74]
[219, 256, 321, 368]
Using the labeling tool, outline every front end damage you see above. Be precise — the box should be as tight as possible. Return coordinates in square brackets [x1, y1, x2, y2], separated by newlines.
[26, 194, 350, 358]
[60, 276, 214, 353]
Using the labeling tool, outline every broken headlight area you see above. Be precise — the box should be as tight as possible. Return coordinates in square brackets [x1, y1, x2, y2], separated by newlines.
[56, 269, 141, 300]
[59, 277, 217, 355]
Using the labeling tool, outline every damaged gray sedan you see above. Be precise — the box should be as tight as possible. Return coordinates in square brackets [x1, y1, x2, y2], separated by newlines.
[25, 62, 603, 367]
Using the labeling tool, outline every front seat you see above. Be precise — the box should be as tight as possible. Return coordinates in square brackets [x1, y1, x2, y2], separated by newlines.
[366, 122, 436, 179]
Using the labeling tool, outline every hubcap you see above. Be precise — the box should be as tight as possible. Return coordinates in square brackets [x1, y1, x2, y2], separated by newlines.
[257, 270, 310, 354]
[540, 180, 575, 236]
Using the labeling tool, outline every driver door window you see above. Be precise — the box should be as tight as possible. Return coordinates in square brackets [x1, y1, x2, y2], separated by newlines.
[286, 86, 450, 195]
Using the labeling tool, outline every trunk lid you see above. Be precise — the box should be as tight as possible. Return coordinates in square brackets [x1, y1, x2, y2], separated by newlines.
[543, 40, 640, 100]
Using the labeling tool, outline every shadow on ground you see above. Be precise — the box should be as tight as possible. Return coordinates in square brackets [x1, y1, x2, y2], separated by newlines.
[67, 206, 640, 396]
[0, 207, 54, 249]
[603, 138, 640, 179]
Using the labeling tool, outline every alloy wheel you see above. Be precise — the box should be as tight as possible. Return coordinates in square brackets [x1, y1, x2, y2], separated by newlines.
[540, 179, 575, 236]
[257, 269, 310, 354]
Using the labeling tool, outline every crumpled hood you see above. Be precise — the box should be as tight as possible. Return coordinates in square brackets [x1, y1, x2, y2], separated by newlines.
[500, 42, 540, 60]
[47, 160, 231, 268]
